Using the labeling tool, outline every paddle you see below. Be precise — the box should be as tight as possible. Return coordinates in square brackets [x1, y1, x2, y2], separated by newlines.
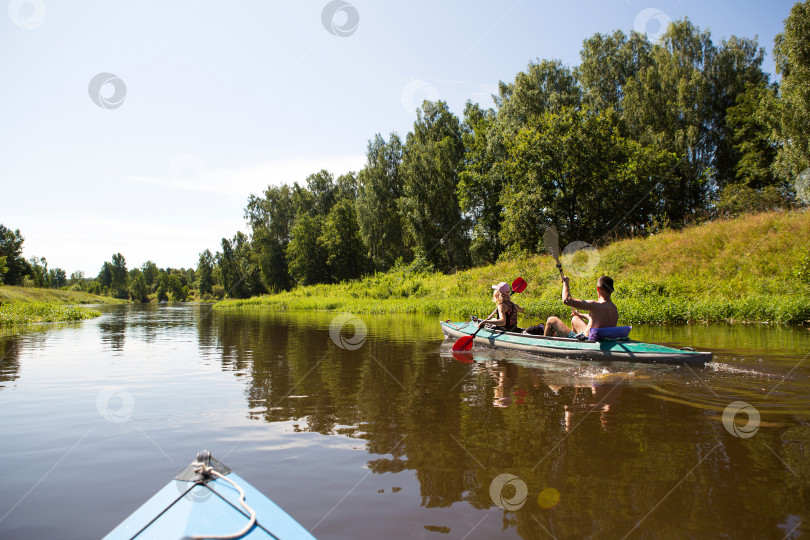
[452, 277, 527, 352]
[451, 351, 475, 364]
[543, 225, 565, 281]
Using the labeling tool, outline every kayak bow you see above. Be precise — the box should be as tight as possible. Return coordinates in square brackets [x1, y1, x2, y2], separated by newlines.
[104, 450, 316, 540]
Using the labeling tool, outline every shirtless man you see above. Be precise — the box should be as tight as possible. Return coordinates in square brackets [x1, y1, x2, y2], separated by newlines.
[544, 275, 618, 339]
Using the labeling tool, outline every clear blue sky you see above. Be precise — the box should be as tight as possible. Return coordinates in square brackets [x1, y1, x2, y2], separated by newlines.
[0, 0, 796, 276]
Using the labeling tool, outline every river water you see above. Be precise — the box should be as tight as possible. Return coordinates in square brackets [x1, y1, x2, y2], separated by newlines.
[0, 304, 808, 539]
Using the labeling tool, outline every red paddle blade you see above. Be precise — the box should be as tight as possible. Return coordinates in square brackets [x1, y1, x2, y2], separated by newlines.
[511, 277, 527, 294]
[451, 351, 475, 364]
[452, 335, 475, 351]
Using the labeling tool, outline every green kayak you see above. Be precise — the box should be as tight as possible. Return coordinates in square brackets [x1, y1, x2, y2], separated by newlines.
[441, 321, 712, 365]
[104, 451, 316, 540]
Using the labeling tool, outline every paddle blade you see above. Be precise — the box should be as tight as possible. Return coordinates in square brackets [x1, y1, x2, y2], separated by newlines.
[452, 335, 475, 352]
[451, 351, 475, 364]
[543, 226, 560, 260]
[511, 277, 527, 294]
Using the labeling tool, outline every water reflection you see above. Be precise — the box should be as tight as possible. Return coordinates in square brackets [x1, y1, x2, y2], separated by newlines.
[99, 310, 127, 353]
[200, 308, 810, 537]
[1, 304, 808, 539]
[0, 336, 21, 386]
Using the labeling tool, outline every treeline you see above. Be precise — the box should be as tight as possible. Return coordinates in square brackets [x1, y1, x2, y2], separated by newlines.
[0, 225, 71, 289]
[3, 8, 808, 302]
[215, 12, 808, 298]
[0, 228, 216, 302]
[90, 255, 211, 302]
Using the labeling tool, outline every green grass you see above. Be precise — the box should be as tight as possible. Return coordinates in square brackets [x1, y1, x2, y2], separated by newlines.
[0, 302, 102, 325]
[0, 285, 123, 305]
[216, 210, 810, 324]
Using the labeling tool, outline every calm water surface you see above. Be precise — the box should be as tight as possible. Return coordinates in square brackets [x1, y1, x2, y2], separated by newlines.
[1, 304, 809, 539]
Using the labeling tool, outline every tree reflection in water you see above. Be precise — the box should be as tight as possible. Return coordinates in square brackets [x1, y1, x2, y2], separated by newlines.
[205, 308, 810, 538]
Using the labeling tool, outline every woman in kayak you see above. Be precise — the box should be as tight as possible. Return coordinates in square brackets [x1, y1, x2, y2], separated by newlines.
[544, 275, 618, 339]
[477, 281, 525, 332]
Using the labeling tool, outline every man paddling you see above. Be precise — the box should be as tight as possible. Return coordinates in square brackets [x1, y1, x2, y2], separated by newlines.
[544, 275, 618, 339]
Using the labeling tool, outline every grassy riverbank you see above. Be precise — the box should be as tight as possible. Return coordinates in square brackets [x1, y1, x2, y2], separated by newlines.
[0, 286, 123, 305]
[216, 211, 810, 324]
[0, 303, 102, 325]
[0, 286, 113, 325]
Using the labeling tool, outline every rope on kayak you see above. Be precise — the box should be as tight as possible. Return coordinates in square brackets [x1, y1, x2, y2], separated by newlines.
[183, 460, 257, 540]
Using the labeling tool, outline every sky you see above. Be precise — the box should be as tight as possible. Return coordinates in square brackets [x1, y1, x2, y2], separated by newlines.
[0, 0, 797, 276]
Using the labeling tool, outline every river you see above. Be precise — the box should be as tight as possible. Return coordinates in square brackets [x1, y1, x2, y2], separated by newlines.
[0, 304, 808, 539]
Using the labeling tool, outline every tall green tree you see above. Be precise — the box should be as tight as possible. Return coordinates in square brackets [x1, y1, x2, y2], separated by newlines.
[168, 274, 188, 301]
[111, 253, 128, 299]
[219, 232, 264, 299]
[287, 215, 329, 285]
[306, 170, 337, 217]
[320, 199, 367, 282]
[709, 35, 769, 190]
[290, 182, 315, 217]
[0, 225, 28, 285]
[577, 30, 652, 113]
[496, 59, 581, 129]
[458, 102, 505, 265]
[772, 0, 810, 182]
[461, 59, 582, 264]
[129, 272, 149, 302]
[335, 172, 359, 202]
[623, 19, 717, 220]
[197, 249, 215, 295]
[156, 273, 169, 302]
[245, 185, 295, 292]
[29, 257, 48, 287]
[356, 132, 406, 270]
[141, 261, 158, 288]
[727, 81, 780, 189]
[97, 262, 113, 290]
[399, 101, 469, 271]
[500, 107, 677, 249]
[49, 268, 67, 288]
[69, 270, 85, 288]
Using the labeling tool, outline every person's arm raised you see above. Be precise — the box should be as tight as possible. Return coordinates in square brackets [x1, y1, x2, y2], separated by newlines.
[561, 276, 571, 304]
[561, 277, 598, 310]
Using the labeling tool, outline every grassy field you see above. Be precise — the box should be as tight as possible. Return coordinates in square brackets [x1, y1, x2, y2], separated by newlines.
[0, 302, 102, 325]
[222, 210, 810, 324]
[0, 285, 124, 305]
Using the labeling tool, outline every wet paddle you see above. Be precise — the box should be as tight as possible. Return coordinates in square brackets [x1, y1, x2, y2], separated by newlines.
[452, 277, 527, 352]
[451, 351, 475, 364]
[543, 225, 565, 281]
